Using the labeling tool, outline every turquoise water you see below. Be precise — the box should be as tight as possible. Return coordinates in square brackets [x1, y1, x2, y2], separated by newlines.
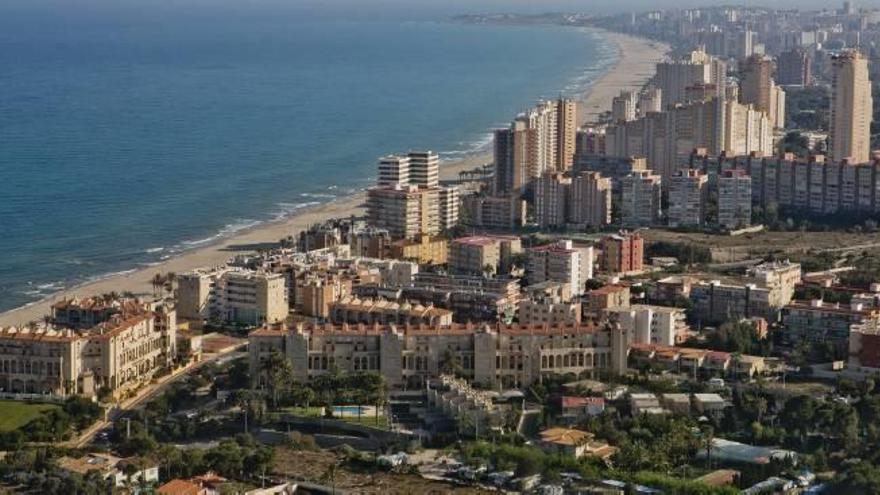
[0, 3, 616, 312]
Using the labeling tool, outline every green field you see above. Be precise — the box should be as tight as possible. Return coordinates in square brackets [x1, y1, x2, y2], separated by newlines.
[0, 400, 60, 432]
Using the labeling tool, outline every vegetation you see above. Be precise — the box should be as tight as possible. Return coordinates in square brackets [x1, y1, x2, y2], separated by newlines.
[785, 86, 828, 131]
[645, 241, 712, 265]
[0, 400, 60, 432]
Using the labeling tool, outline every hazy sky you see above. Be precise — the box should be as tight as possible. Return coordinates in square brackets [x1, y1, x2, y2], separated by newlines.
[5, 0, 880, 20]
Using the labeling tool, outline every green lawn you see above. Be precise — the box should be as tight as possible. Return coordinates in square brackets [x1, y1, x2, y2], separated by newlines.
[277, 406, 324, 417]
[0, 400, 60, 432]
[339, 414, 389, 430]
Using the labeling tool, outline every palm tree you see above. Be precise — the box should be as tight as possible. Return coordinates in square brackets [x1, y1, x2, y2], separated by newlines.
[150, 273, 164, 297]
[164, 272, 177, 296]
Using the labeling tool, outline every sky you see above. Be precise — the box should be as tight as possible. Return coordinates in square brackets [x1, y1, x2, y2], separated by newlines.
[5, 0, 880, 20]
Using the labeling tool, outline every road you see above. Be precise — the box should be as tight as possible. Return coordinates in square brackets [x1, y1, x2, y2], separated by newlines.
[69, 348, 246, 448]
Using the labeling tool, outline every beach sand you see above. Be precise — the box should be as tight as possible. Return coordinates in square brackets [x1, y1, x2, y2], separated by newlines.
[0, 31, 669, 327]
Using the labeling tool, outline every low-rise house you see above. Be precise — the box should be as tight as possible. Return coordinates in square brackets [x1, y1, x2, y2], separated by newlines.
[537, 427, 616, 460]
[58, 453, 159, 488]
[693, 393, 727, 414]
[559, 396, 606, 422]
[629, 393, 663, 415]
[661, 393, 691, 415]
[700, 438, 798, 466]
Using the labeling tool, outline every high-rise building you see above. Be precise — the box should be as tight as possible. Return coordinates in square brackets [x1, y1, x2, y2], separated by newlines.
[493, 98, 577, 193]
[638, 87, 663, 116]
[604, 97, 773, 178]
[438, 186, 459, 232]
[777, 49, 812, 86]
[493, 121, 530, 194]
[741, 55, 772, 111]
[534, 172, 571, 229]
[556, 98, 578, 170]
[377, 155, 409, 187]
[366, 185, 440, 239]
[740, 55, 785, 129]
[620, 170, 662, 226]
[667, 169, 708, 227]
[527, 240, 592, 296]
[569, 171, 612, 229]
[407, 151, 439, 189]
[718, 169, 752, 229]
[178, 267, 289, 325]
[656, 49, 724, 106]
[830, 50, 873, 164]
[612, 91, 637, 122]
[601, 232, 644, 274]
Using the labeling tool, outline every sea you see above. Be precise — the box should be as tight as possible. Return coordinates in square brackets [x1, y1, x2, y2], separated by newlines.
[0, 2, 618, 313]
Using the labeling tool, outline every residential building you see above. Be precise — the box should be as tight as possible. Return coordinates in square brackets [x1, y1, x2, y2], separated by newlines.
[569, 171, 612, 229]
[527, 240, 592, 296]
[249, 321, 626, 390]
[57, 453, 159, 488]
[667, 169, 708, 227]
[718, 169, 752, 229]
[407, 151, 439, 188]
[600, 232, 644, 274]
[438, 185, 460, 231]
[377, 154, 410, 187]
[537, 427, 616, 460]
[777, 49, 812, 86]
[620, 170, 662, 226]
[329, 297, 453, 326]
[462, 194, 526, 230]
[585, 284, 631, 315]
[448, 235, 522, 276]
[611, 91, 637, 122]
[366, 185, 440, 240]
[690, 280, 774, 325]
[177, 267, 288, 325]
[655, 49, 722, 106]
[0, 298, 176, 398]
[534, 172, 571, 229]
[390, 235, 448, 265]
[638, 87, 663, 116]
[607, 304, 689, 346]
[830, 50, 873, 164]
[518, 282, 581, 326]
[782, 299, 880, 354]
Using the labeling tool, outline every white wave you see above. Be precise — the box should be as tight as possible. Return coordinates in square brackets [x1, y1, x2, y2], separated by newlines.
[300, 192, 337, 199]
[145, 247, 165, 254]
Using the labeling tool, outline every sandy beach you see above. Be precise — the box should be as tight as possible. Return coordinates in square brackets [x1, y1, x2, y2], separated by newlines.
[0, 30, 669, 327]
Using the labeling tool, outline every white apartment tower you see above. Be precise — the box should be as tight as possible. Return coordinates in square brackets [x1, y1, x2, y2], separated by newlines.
[378, 155, 410, 187]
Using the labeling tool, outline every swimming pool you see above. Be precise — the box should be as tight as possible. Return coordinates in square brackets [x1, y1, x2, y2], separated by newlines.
[333, 405, 368, 415]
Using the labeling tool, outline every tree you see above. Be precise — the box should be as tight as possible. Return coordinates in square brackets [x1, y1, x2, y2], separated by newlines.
[438, 348, 463, 377]
[260, 350, 294, 409]
[151, 273, 165, 297]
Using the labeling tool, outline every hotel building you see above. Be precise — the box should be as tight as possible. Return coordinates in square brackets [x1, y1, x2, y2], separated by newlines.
[249, 321, 626, 390]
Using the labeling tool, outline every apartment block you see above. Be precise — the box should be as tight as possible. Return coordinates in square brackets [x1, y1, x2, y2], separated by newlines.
[177, 267, 288, 325]
[249, 321, 625, 390]
[783, 299, 880, 354]
[569, 171, 612, 229]
[366, 185, 440, 240]
[600, 232, 644, 274]
[0, 298, 175, 398]
[830, 50, 873, 164]
[620, 170, 662, 226]
[667, 169, 708, 227]
[718, 169, 752, 229]
[329, 296, 453, 326]
[448, 235, 522, 276]
[518, 282, 581, 326]
[527, 240, 593, 296]
[534, 172, 571, 229]
[461, 194, 526, 230]
[607, 304, 688, 346]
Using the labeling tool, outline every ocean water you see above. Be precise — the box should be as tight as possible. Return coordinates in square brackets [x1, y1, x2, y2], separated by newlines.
[0, 3, 617, 312]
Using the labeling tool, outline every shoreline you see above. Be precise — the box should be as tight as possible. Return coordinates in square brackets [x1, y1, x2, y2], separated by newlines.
[0, 30, 669, 327]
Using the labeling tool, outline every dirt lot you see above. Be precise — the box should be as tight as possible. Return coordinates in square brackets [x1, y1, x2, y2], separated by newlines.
[273, 448, 493, 495]
[641, 229, 880, 262]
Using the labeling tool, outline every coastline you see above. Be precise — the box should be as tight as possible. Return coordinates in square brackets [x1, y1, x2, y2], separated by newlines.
[0, 30, 669, 327]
